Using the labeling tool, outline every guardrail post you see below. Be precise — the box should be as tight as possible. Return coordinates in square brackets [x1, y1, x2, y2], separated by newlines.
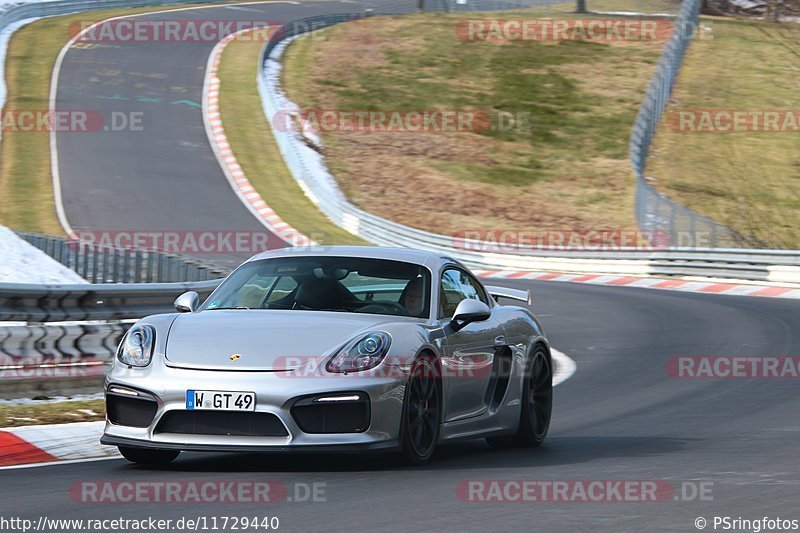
[101, 248, 110, 283]
[91, 246, 100, 283]
[122, 251, 131, 283]
[81, 244, 89, 280]
[112, 248, 120, 282]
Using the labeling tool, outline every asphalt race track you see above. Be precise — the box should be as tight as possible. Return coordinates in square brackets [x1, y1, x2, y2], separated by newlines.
[52, 0, 523, 267]
[17, 0, 800, 531]
[53, 1, 364, 267]
[2, 281, 800, 531]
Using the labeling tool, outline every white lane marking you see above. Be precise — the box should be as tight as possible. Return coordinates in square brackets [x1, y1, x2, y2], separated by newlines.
[49, 1, 300, 239]
[626, 278, 666, 288]
[10, 421, 116, 461]
[49, 38, 77, 238]
[720, 285, 768, 296]
[551, 348, 576, 386]
[0, 456, 120, 471]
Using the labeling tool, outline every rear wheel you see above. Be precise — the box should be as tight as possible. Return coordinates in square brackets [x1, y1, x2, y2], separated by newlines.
[487, 345, 552, 448]
[400, 354, 441, 465]
[118, 446, 180, 465]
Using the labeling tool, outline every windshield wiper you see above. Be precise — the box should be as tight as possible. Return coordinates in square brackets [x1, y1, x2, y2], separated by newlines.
[208, 306, 251, 310]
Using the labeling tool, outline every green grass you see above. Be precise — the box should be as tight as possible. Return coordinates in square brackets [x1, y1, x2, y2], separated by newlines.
[0, 399, 105, 427]
[0, 16, 68, 234]
[647, 17, 800, 248]
[217, 36, 367, 245]
[281, 11, 665, 235]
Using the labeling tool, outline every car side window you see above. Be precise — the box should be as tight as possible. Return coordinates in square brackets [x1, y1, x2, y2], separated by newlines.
[464, 273, 488, 305]
[439, 268, 488, 318]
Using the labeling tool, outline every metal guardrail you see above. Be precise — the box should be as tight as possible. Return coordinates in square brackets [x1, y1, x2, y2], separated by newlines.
[628, 0, 754, 248]
[16, 231, 229, 283]
[0, 280, 220, 396]
[0, 322, 124, 397]
[1, 2, 799, 303]
[0, 279, 220, 322]
[1, 246, 799, 321]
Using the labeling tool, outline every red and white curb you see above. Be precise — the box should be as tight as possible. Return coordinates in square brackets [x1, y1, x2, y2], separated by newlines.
[203, 30, 314, 247]
[0, 421, 116, 468]
[475, 270, 800, 300]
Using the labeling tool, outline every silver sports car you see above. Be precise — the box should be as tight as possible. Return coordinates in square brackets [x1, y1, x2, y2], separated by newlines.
[101, 247, 553, 465]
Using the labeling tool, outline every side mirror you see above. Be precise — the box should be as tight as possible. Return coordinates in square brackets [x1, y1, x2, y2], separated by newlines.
[451, 299, 491, 331]
[174, 291, 199, 313]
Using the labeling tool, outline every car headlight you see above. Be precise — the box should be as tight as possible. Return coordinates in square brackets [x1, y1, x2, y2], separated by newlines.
[327, 332, 391, 373]
[117, 325, 155, 367]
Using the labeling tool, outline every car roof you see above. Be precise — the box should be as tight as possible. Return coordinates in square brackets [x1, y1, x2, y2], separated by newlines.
[247, 246, 456, 270]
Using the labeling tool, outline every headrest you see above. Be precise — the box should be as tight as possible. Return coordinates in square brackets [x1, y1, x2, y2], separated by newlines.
[295, 278, 343, 309]
[400, 277, 424, 305]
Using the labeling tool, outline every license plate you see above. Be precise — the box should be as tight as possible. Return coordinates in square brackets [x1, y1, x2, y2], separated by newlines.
[186, 390, 255, 411]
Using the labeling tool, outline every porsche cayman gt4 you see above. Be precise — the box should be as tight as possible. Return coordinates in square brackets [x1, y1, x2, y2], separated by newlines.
[101, 247, 553, 465]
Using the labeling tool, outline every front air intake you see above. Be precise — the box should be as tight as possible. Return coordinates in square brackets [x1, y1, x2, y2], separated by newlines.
[107, 392, 158, 428]
[291, 393, 370, 434]
[154, 411, 289, 437]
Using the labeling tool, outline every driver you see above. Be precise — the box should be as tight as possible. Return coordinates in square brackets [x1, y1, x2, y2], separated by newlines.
[402, 277, 424, 316]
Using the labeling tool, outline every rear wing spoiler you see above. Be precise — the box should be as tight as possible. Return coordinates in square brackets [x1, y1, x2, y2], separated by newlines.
[485, 285, 532, 306]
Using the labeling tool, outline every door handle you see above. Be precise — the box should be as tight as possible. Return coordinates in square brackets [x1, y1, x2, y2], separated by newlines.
[494, 335, 506, 346]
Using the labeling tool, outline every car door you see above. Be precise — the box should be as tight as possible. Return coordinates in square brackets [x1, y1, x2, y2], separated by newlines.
[439, 267, 505, 422]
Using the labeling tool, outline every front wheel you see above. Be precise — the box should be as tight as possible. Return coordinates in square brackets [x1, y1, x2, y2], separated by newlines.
[399, 354, 441, 465]
[118, 446, 180, 465]
[487, 345, 552, 448]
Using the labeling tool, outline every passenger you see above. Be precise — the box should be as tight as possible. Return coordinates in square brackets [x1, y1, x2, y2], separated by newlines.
[402, 277, 424, 316]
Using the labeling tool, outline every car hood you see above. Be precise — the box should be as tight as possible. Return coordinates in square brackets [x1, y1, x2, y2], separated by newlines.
[164, 310, 396, 371]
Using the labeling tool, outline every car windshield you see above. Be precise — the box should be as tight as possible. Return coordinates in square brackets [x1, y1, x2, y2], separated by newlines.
[200, 256, 431, 318]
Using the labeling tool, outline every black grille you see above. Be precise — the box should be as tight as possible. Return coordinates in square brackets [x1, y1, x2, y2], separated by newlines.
[107, 394, 158, 428]
[291, 395, 370, 434]
[155, 411, 288, 437]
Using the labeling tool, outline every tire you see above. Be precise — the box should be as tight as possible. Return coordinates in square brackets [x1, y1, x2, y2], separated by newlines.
[399, 354, 441, 465]
[487, 345, 553, 448]
[118, 446, 180, 465]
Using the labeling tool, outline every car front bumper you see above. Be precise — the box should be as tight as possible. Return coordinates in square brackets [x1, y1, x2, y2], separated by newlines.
[101, 357, 407, 452]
